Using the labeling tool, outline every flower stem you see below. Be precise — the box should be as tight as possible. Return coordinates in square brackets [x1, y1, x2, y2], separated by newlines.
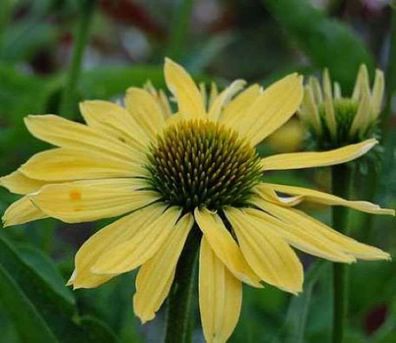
[331, 164, 352, 343]
[165, 227, 200, 343]
[59, 0, 96, 117]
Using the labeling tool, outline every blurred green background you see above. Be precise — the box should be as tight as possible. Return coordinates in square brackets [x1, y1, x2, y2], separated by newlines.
[0, 0, 395, 342]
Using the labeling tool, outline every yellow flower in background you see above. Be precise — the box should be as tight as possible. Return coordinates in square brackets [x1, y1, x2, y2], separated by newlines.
[1, 59, 394, 343]
[299, 65, 384, 149]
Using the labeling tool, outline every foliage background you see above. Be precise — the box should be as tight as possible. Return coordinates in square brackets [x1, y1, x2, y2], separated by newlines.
[0, 0, 395, 342]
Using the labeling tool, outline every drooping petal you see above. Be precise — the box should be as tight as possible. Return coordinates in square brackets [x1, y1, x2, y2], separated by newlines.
[260, 139, 377, 171]
[199, 237, 242, 343]
[254, 198, 390, 261]
[69, 204, 165, 289]
[20, 148, 146, 181]
[194, 207, 262, 287]
[259, 183, 395, 215]
[79, 100, 149, 149]
[24, 115, 139, 163]
[0, 170, 46, 195]
[29, 179, 157, 223]
[253, 184, 302, 207]
[133, 213, 194, 323]
[208, 80, 246, 121]
[124, 88, 166, 140]
[2, 196, 47, 227]
[224, 208, 303, 294]
[164, 58, 206, 118]
[241, 206, 356, 263]
[222, 74, 303, 146]
[92, 206, 182, 274]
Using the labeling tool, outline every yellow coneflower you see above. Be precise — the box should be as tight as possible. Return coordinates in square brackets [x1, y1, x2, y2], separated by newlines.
[299, 65, 384, 149]
[1, 59, 394, 343]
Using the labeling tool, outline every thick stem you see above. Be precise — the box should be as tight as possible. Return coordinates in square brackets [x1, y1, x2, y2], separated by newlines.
[59, 0, 97, 117]
[331, 164, 352, 343]
[165, 227, 200, 343]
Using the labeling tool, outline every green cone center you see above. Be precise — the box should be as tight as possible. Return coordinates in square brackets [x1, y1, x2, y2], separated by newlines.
[146, 119, 262, 211]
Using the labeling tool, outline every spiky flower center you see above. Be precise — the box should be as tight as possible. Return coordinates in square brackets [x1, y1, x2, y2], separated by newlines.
[146, 119, 262, 211]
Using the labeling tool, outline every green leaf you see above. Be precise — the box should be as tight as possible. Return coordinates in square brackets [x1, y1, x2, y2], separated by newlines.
[263, 0, 375, 91]
[79, 65, 166, 99]
[0, 264, 59, 342]
[17, 244, 75, 306]
[0, 234, 118, 343]
[275, 261, 327, 343]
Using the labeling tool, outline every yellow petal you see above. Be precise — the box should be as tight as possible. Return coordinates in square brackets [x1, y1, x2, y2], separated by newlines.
[29, 179, 157, 223]
[253, 198, 390, 261]
[224, 208, 303, 293]
[69, 204, 165, 289]
[300, 86, 322, 135]
[24, 115, 139, 163]
[352, 64, 370, 101]
[20, 148, 146, 181]
[261, 139, 378, 171]
[92, 206, 182, 274]
[220, 84, 261, 123]
[124, 88, 166, 140]
[199, 237, 242, 343]
[254, 183, 303, 207]
[223, 74, 303, 146]
[0, 170, 46, 195]
[2, 196, 47, 227]
[164, 58, 206, 118]
[322, 69, 337, 139]
[144, 81, 173, 119]
[349, 77, 371, 137]
[242, 205, 356, 263]
[79, 100, 149, 149]
[208, 80, 246, 121]
[133, 213, 194, 323]
[194, 207, 262, 287]
[371, 69, 384, 119]
[261, 183, 395, 215]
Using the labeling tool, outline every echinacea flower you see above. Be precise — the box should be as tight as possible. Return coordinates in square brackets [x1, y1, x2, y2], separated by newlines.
[1, 59, 394, 343]
[299, 65, 384, 149]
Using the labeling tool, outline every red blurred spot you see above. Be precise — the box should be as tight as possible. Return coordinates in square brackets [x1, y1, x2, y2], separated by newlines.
[364, 304, 388, 336]
[99, 0, 164, 39]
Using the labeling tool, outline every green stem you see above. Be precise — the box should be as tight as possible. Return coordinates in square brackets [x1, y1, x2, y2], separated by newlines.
[382, 5, 396, 136]
[165, 227, 200, 343]
[331, 164, 352, 343]
[166, 0, 194, 60]
[59, 0, 97, 117]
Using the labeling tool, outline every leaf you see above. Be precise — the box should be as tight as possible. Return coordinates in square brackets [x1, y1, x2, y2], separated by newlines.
[0, 234, 118, 343]
[17, 244, 75, 306]
[0, 264, 59, 342]
[263, 0, 375, 91]
[78, 65, 166, 99]
[275, 261, 326, 343]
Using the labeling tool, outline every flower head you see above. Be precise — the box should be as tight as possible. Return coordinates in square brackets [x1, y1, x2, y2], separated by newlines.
[299, 65, 384, 150]
[1, 59, 394, 343]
